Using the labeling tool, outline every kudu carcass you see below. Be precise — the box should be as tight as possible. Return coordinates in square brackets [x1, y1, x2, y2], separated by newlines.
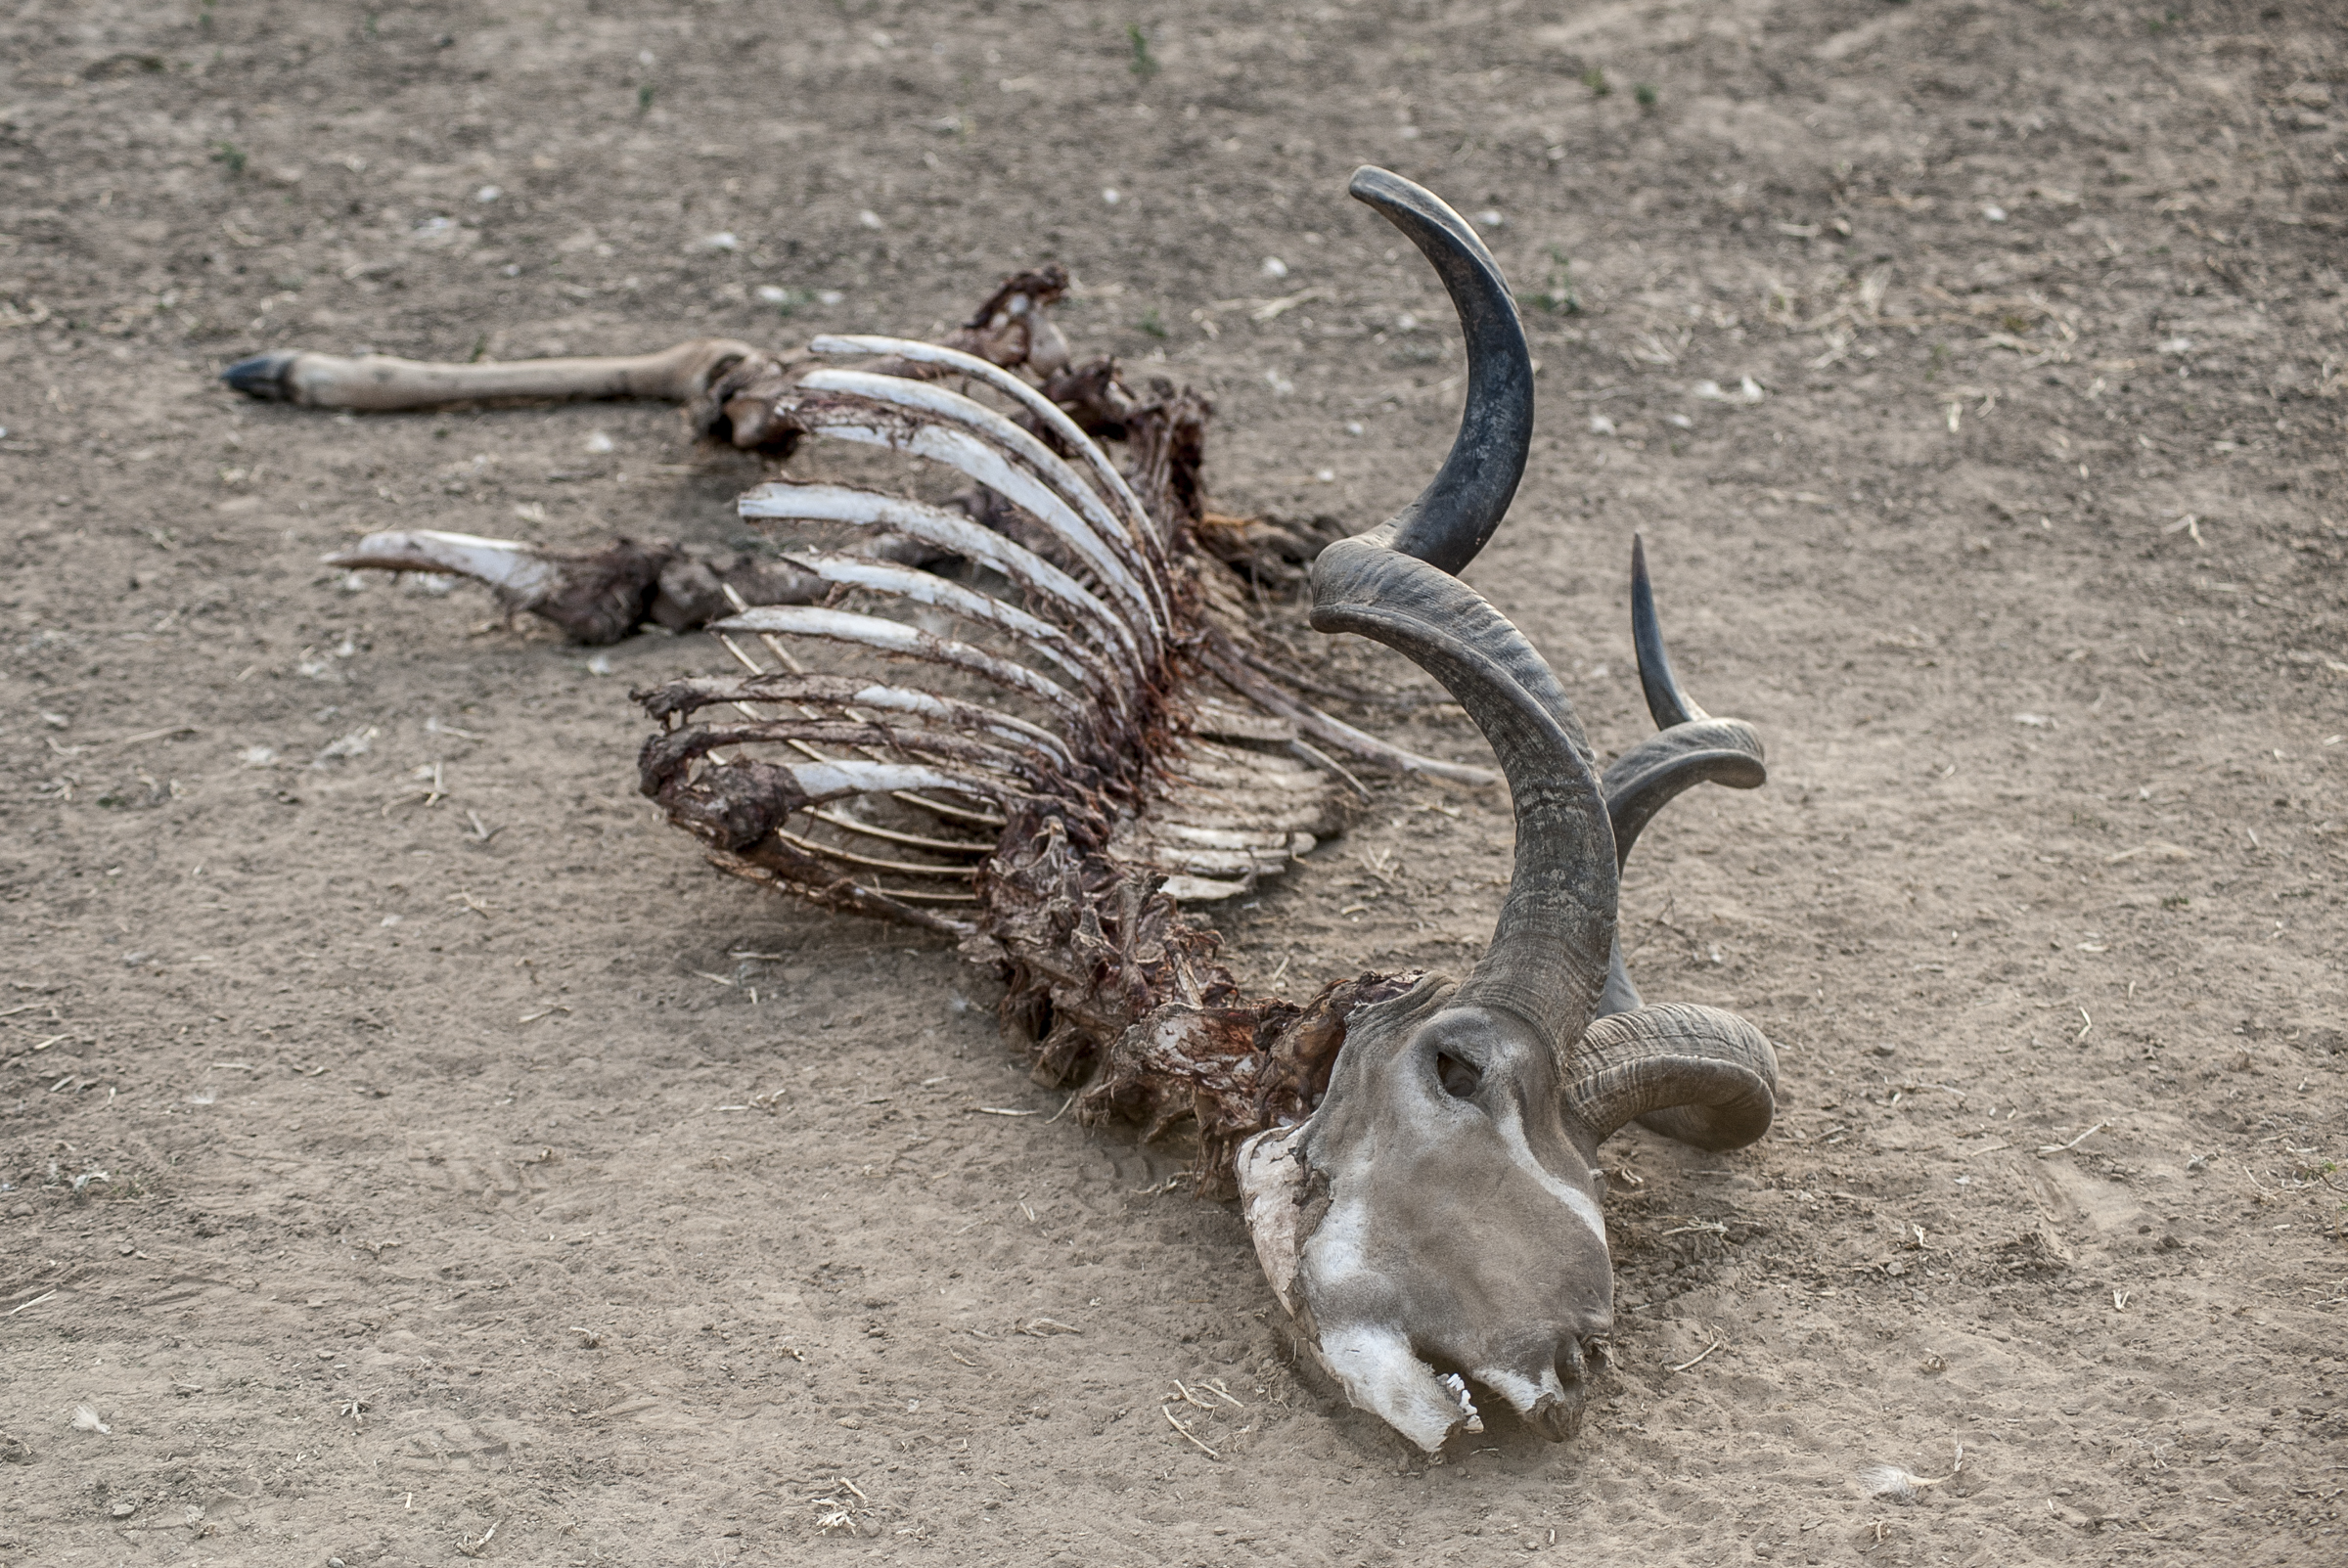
[227, 167, 1780, 1453]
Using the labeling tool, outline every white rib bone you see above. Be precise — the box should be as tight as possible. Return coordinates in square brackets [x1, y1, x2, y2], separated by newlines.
[1152, 802, 1332, 838]
[809, 334, 1170, 590]
[713, 605, 1083, 720]
[1157, 874, 1255, 904]
[777, 549, 1113, 701]
[1163, 752, 1330, 794]
[1142, 781, 1344, 830]
[798, 682, 1073, 771]
[780, 759, 1010, 805]
[323, 529, 559, 601]
[716, 719, 1037, 784]
[1286, 696, 1496, 786]
[702, 625, 1011, 832]
[1111, 821, 1297, 854]
[1150, 847, 1293, 876]
[1153, 786, 1327, 823]
[738, 481, 1141, 678]
[796, 368, 1170, 635]
[1157, 801, 1338, 835]
[785, 396, 1162, 657]
[1152, 789, 1336, 829]
[1206, 647, 1500, 786]
[667, 671, 1070, 765]
[1190, 699, 1298, 744]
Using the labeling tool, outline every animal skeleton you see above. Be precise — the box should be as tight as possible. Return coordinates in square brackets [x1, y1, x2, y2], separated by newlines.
[231, 167, 1780, 1454]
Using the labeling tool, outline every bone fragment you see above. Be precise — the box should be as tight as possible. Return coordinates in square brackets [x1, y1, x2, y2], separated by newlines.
[325, 528, 822, 644]
[713, 605, 1084, 719]
[1155, 874, 1255, 903]
[325, 530, 559, 598]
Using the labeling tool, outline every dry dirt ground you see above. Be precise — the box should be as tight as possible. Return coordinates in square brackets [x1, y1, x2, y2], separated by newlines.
[4, 1, 2346, 1564]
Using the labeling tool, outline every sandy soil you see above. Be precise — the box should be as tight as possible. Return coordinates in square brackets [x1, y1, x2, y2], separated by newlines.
[5, 1, 2345, 1563]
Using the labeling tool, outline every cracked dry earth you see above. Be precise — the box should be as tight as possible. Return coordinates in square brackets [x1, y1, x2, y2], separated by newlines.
[3, 1, 2345, 1564]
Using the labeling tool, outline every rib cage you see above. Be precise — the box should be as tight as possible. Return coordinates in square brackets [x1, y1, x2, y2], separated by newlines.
[281, 276, 1490, 1186]
[632, 332, 1372, 934]
[621, 330, 1476, 1159]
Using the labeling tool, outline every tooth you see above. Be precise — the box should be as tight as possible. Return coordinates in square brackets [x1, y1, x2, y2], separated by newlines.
[1435, 1372, 1485, 1435]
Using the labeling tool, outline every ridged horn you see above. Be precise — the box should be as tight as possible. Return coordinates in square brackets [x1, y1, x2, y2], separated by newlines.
[1603, 722, 1766, 872]
[1347, 167, 1534, 575]
[1595, 537, 1769, 1019]
[1313, 546, 1615, 1044]
[1312, 169, 1611, 1046]
[1562, 1003, 1778, 1150]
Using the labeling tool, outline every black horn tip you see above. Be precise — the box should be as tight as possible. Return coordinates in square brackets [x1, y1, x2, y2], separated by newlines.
[1346, 166, 1506, 280]
[1630, 534, 1707, 730]
[222, 351, 299, 401]
[1341, 168, 1533, 578]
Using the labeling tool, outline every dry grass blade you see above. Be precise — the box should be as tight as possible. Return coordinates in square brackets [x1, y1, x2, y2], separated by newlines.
[1666, 1337, 1726, 1373]
[2037, 1121, 2107, 1155]
[1161, 1404, 1220, 1458]
[1168, 1379, 1218, 1411]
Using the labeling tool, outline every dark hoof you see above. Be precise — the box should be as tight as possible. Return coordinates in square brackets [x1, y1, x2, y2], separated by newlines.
[221, 351, 298, 401]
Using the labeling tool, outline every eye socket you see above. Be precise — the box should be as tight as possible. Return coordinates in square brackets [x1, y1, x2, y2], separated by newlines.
[1435, 1051, 1483, 1098]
